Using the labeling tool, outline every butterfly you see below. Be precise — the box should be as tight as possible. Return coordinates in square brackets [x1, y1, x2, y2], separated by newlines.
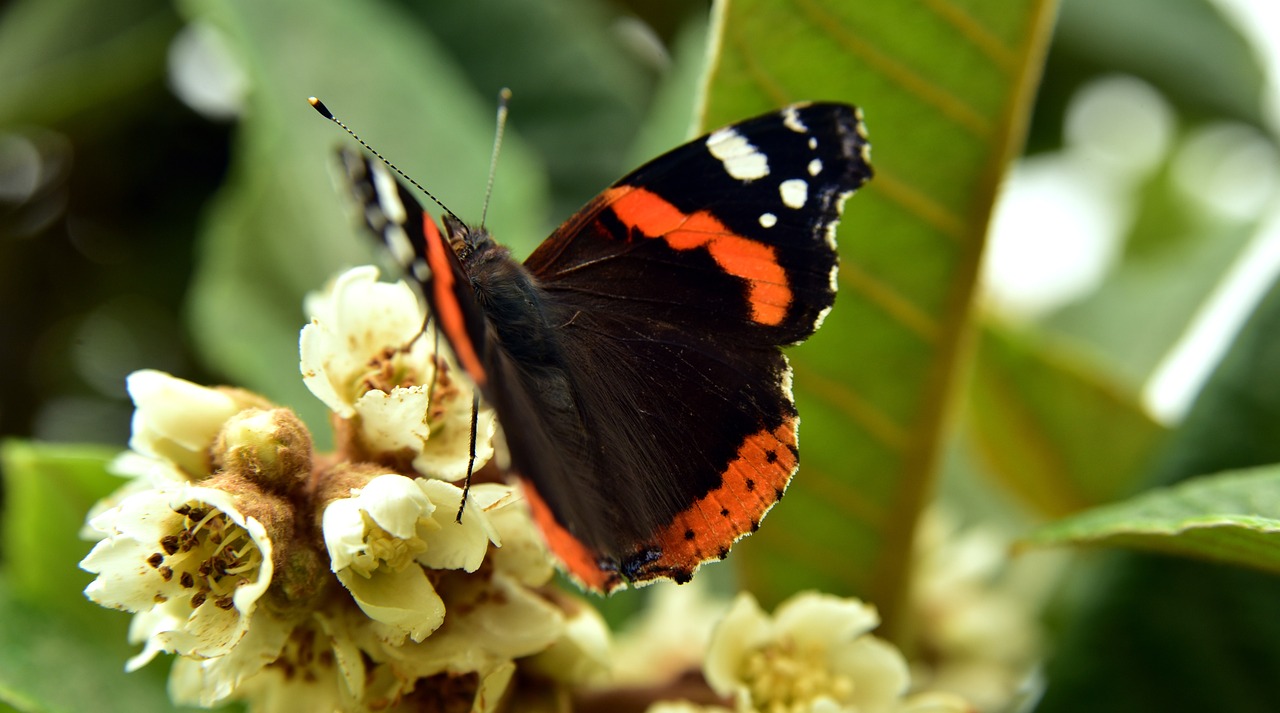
[318, 98, 872, 593]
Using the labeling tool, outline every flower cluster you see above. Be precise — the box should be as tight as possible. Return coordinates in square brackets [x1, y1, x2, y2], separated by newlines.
[80, 266, 606, 711]
[79, 265, 991, 713]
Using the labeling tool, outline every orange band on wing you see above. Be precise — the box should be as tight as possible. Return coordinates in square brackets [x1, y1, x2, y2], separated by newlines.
[521, 479, 621, 593]
[423, 214, 487, 387]
[604, 186, 791, 326]
[636, 418, 798, 580]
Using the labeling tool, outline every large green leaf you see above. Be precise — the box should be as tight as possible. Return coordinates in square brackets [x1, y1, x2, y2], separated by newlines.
[966, 325, 1165, 517]
[1025, 465, 1280, 574]
[1037, 277, 1280, 712]
[698, 0, 1058, 628]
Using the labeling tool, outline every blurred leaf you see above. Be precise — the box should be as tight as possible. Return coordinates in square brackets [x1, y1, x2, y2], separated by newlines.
[408, 0, 659, 224]
[0, 0, 177, 127]
[1046, 156, 1258, 388]
[0, 441, 196, 712]
[699, 0, 1059, 631]
[0, 440, 119, 618]
[1038, 277, 1280, 712]
[0, 580, 200, 713]
[182, 0, 549, 423]
[623, 10, 711, 166]
[1025, 465, 1280, 574]
[1028, 0, 1265, 153]
[967, 325, 1165, 517]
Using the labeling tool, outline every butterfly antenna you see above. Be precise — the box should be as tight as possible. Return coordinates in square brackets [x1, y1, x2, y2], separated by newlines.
[308, 97, 464, 226]
[479, 88, 511, 230]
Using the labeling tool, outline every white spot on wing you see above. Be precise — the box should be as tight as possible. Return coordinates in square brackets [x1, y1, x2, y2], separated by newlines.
[808, 137, 818, 150]
[385, 225, 415, 267]
[780, 179, 808, 209]
[706, 128, 769, 180]
[808, 158, 822, 176]
[782, 106, 808, 133]
[369, 162, 407, 224]
[412, 258, 431, 282]
[759, 212, 777, 228]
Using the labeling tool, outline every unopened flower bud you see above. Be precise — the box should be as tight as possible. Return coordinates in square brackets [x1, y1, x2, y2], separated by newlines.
[212, 408, 314, 495]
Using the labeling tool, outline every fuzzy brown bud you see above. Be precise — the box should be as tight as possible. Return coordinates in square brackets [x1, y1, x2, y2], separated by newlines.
[212, 408, 314, 496]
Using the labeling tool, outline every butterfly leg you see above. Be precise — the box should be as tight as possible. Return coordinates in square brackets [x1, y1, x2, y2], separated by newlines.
[455, 392, 480, 523]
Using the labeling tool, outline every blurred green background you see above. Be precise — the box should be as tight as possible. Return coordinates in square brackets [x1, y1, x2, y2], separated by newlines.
[3, 0, 1280, 711]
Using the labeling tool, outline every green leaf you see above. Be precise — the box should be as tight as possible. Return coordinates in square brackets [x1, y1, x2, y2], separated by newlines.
[407, 0, 658, 224]
[699, 0, 1059, 629]
[1025, 465, 1280, 573]
[0, 440, 120, 617]
[183, 0, 548, 420]
[1037, 276, 1280, 712]
[966, 325, 1165, 516]
[0, 578, 200, 713]
[0, 441, 199, 712]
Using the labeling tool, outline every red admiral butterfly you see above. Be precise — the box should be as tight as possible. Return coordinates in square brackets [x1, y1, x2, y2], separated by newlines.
[313, 98, 872, 593]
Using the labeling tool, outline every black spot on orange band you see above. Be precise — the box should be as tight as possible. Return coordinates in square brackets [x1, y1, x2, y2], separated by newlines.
[624, 418, 799, 583]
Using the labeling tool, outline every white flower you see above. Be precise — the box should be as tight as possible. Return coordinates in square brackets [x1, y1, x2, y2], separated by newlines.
[907, 509, 1048, 711]
[300, 265, 427, 418]
[705, 591, 967, 713]
[322, 474, 496, 644]
[122, 369, 266, 481]
[611, 580, 730, 686]
[371, 482, 570, 680]
[300, 265, 496, 481]
[166, 609, 294, 707]
[523, 593, 613, 686]
[80, 484, 274, 667]
[171, 613, 354, 713]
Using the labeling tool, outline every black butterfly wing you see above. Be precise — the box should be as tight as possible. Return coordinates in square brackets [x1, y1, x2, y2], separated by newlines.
[513, 103, 872, 589]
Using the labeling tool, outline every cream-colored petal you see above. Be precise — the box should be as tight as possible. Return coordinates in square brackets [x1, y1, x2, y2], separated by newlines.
[300, 266, 428, 416]
[127, 370, 243, 476]
[486, 484, 556, 586]
[353, 387, 432, 456]
[773, 592, 881, 653]
[338, 565, 446, 644]
[524, 596, 612, 685]
[413, 404, 497, 482]
[357, 474, 436, 539]
[825, 636, 911, 713]
[175, 611, 294, 706]
[703, 592, 773, 697]
[415, 479, 493, 572]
